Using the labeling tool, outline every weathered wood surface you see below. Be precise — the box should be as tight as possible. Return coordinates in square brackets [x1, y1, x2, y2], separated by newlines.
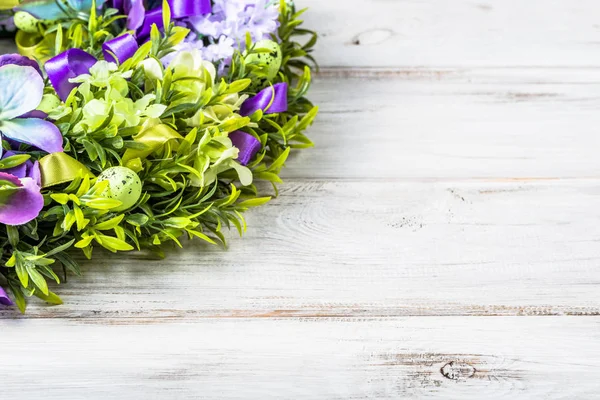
[2, 1, 600, 399]
[303, 0, 600, 68]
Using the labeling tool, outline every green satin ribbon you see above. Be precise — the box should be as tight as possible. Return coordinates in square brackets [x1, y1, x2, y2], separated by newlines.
[39, 152, 93, 188]
[0, 0, 17, 9]
[16, 30, 54, 62]
[122, 124, 183, 167]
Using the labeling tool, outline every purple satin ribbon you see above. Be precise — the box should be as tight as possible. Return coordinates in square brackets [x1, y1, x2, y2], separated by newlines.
[102, 34, 139, 64]
[45, 49, 97, 101]
[240, 83, 289, 117]
[231, 83, 289, 165]
[137, 0, 211, 40]
[137, 7, 163, 40]
[169, 0, 211, 19]
[0, 286, 12, 306]
[229, 131, 261, 166]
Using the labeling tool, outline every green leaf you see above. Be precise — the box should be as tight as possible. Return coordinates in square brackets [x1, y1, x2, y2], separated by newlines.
[15, 262, 28, 288]
[188, 230, 217, 245]
[83, 197, 123, 210]
[27, 265, 48, 295]
[237, 197, 272, 208]
[0, 154, 30, 169]
[75, 235, 95, 248]
[6, 225, 19, 247]
[7, 281, 26, 313]
[45, 239, 76, 257]
[162, 0, 171, 31]
[93, 214, 125, 230]
[126, 213, 149, 227]
[96, 235, 134, 252]
[34, 290, 63, 305]
[267, 147, 290, 172]
[51, 193, 70, 205]
[55, 23, 63, 55]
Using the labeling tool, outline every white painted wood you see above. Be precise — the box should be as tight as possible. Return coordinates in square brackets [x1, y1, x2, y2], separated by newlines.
[288, 69, 600, 179]
[1, 317, 600, 399]
[1, 179, 599, 319]
[301, 0, 600, 67]
[1, 1, 599, 398]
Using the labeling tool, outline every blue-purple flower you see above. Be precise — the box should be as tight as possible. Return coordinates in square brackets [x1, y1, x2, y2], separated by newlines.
[0, 169, 43, 225]
[178, 0, 280, 65]
[0, 151, 43, 226]
[0, 55, 63, 226]
[0, 55, 63, 153]
[0, 285, 12, 306]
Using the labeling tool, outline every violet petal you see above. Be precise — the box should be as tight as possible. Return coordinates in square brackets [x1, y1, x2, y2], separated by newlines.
[0, 286, 13, 306]
[0, 176, 43, 225]
[0, 53, 42, 76]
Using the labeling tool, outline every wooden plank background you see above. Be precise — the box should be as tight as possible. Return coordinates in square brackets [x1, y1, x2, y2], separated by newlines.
[2, 1, 600, 398]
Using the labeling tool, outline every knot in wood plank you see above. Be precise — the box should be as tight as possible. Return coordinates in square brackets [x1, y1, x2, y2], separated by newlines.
[440, 361, 477, 380]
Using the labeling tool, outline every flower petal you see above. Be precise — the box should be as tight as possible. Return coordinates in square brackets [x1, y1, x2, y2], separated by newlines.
[0, 64, 43, 120]
[30, 161, 41, 186]
[0, 151, 29, 178]
[0, 176, 43, 225]
[0, 286, 13, 306]
[0, 53, 42, 76]
[0, 118, 63, 153]
[126, 0, 145, 30]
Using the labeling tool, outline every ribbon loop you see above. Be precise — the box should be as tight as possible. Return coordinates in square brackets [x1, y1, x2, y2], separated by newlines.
[122, 124, 183, 165]
[137, 0, 211, 40]
[240, 82, 288, 116]
[229, 131, 261, 166]
[102, 34, 139, 64]
[136, 7, 163, 40]
[45, 49, 97, 101]
[39, 152, 94, 188]
[231, 84, 289, 165]
[168, 0, 211, 19]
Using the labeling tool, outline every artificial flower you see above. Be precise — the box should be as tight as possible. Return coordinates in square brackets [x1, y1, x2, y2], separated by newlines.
[76, 94, 166, 131]
[0, 285, 12, 306]
[183, 0, 279, 65]
[70, 60, 132, 98]
[163, 49, 216, 105]
[0, 151, 41, 184]
[0, 170, 43, 226]
[0, 52, 40, 74]
[0, 62, 63, 153]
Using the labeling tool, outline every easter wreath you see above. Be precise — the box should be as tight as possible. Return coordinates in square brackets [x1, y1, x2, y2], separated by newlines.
[0, 0, 318, 312]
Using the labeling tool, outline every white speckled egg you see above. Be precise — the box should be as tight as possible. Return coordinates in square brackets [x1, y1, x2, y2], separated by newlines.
[14, 12, 40, 34]
[245, 40, 282, 91]
[97, 166, 142, 212]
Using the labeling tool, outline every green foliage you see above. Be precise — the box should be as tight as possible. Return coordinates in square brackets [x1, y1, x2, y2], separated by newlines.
[0, 1, 318, 312]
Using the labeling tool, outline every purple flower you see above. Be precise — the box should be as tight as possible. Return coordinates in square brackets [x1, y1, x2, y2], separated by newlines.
[124, 0, 145, 30]
[0, 151, 41, 186]
[0, 170, 43, 226]
[0, 286, 13, 306]
[0, 58, 63, 154]
[0, 53, 42, 76]
[177, 0, 280, 68]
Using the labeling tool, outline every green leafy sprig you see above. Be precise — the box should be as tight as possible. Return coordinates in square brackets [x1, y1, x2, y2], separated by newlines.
[0, 1, 318, 312]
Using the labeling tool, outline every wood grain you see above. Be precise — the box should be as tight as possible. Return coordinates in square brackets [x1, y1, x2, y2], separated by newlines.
[0, 179, 599, 320]
[1, 0, 599, 398]
[2, 318, 600, 399]
[302, 0, 600, 68]
[286, 69, 600, 179]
